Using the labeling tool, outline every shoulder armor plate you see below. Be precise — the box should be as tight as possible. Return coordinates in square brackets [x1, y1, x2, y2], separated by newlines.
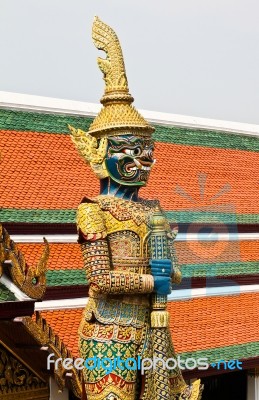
[77, 202, 107, 240]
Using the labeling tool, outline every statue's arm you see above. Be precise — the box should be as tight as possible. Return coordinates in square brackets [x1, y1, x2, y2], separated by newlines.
[78, 202, 154, 295]
[165, 221, 182, 285]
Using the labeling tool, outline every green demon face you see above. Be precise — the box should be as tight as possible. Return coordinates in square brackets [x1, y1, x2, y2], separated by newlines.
[105, 135, 155, 186]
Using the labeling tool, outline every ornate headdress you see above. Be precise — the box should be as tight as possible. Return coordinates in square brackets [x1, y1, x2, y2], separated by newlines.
[88, 16, 154, 138]
[69, 17, 154, 178]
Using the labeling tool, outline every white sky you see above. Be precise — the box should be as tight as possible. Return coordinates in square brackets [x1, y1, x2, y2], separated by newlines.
[1, 0, 259, 124]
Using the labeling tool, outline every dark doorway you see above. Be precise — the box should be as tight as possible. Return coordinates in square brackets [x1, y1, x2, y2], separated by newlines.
[201, 370, 247, 400]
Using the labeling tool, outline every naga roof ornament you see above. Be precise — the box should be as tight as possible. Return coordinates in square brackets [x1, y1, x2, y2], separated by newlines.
[0, 224, 49, 300]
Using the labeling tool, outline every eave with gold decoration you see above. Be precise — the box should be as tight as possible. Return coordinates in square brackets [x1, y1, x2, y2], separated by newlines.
[0, 225, 83, 398]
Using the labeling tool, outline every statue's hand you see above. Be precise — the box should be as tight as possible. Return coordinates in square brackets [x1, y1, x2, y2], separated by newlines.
[150, 259, 172, 294]
[153, 276, 172, 295]
[150, 259, 172, 277]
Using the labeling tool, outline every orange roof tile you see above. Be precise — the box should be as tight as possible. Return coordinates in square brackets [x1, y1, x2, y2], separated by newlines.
[175, 239, 259, 265]
[0, 131, 96, 209]
[1, 131, 259, 215]
[18, 243, 83, 270]
[168, 293, 259, 353]
[40, 309, 83, 357]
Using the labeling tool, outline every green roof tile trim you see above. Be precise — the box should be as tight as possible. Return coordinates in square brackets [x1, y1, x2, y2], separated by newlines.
[46, 262, 259, 288]
[1, 109, 259, 152]
[0, 109, 92, 134]
[167, 210, 259, 224]
[0, 209, 76, 223]
[181, 261, 259, 278]
[0, 282, 16, 301]
[154, 125, 259, 151]
[1, 208, 258, 224]
[46, 270, 86, 287]
[178, 341, 259, 364]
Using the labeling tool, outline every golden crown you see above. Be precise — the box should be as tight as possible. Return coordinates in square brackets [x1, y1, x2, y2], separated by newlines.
[88, 17, 154, 138]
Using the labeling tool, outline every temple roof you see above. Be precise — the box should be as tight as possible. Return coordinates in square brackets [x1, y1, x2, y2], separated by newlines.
[0, 106, 259, 225]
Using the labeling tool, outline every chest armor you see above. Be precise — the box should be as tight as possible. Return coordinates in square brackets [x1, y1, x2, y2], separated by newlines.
[97, 196, 160, 275]
[78, 196, 169, 325]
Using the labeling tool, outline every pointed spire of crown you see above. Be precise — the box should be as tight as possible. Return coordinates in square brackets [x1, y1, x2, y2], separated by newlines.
[88, 17, 154, 138]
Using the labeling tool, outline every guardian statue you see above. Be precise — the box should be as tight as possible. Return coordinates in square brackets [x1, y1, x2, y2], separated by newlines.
[70, 16, 202, 400]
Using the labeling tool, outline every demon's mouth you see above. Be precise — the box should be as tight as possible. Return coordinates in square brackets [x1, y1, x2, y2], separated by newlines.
[125, 158, 154, 172]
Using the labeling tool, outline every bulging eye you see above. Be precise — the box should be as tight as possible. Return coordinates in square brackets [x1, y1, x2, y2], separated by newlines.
[147, 149, 153, 158]
[123, 147, 142, 156]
